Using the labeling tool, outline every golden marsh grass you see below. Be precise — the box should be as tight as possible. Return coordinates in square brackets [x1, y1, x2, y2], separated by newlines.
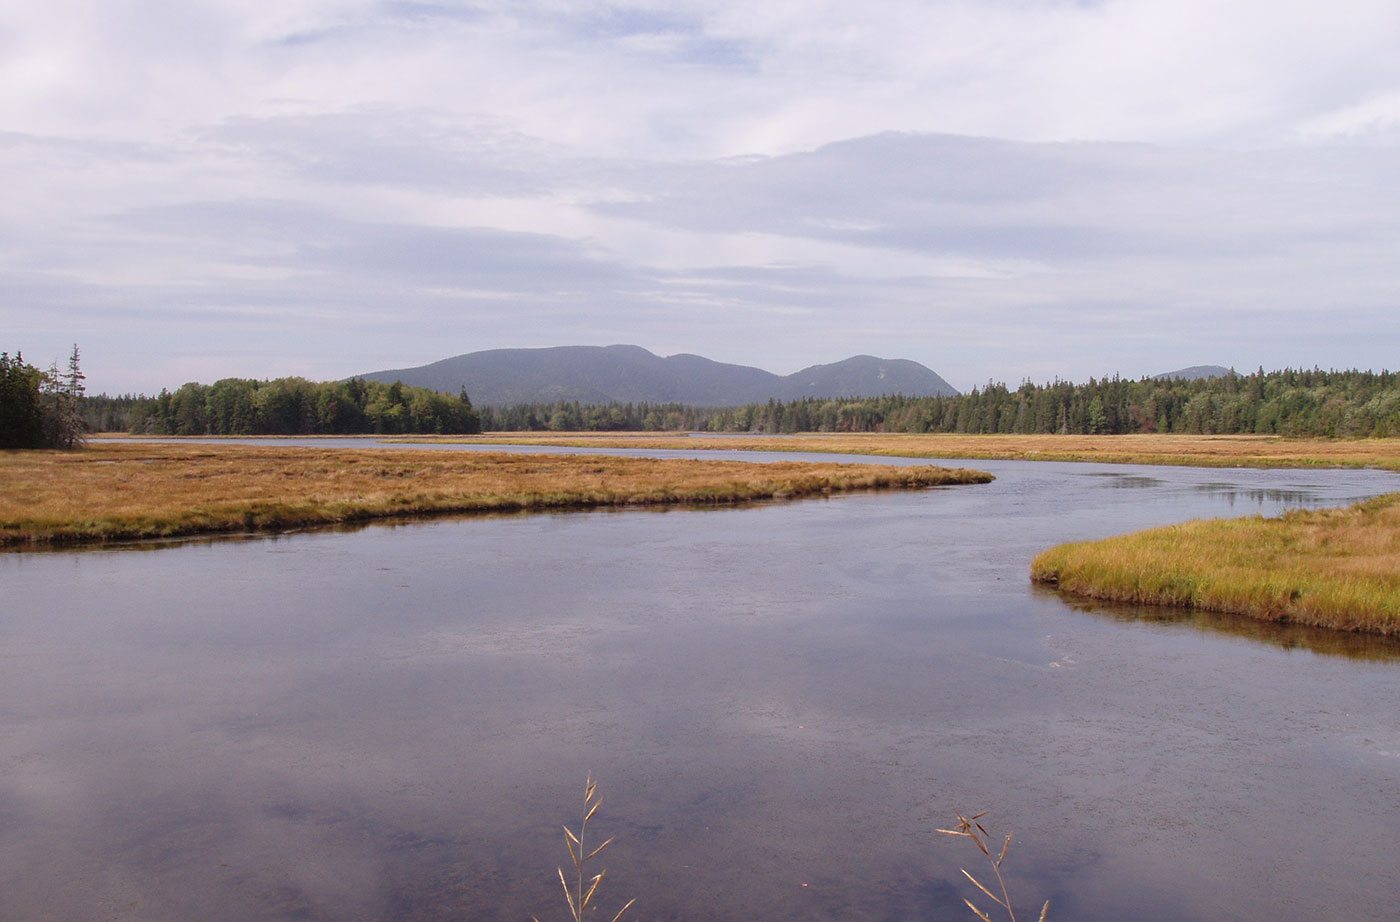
[1031, 493, 1400, 634]
[0, 442, 991, 549]
[399, 431, 1400, 472]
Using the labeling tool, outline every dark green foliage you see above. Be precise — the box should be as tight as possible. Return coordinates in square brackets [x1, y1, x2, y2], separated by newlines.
[1, 346, 87, 449]
[43, 344, 88, 448]
[91, 377, 480, 436]
[477, 400, 699, 432]
[479, 368, 1400, 437]
[1, 351, 46, 448]
[67, 365, 1400, 439]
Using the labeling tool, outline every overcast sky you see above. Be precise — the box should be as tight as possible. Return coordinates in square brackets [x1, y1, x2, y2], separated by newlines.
[5, 0, 1400, 395]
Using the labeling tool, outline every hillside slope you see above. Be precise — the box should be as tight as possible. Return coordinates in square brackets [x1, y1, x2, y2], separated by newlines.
[361, 345, 959, 406]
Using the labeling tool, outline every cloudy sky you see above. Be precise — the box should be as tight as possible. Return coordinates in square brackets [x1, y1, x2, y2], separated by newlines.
[5, 0, 1400, 395]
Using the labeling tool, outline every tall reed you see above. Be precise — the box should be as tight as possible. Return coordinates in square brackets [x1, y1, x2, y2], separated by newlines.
[534, 775, 634, 922]
[530, 786, 1052, 922]
[938, 811, 1049, 922]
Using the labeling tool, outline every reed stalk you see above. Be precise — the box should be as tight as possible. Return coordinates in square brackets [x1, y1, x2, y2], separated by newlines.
[937, 811, 1049, 922]
[535, 775, 634, 922]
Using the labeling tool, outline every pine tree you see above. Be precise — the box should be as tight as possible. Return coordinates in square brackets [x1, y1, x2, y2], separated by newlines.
[66, 344, 86, 401]
[1, 351, 46, 448]
[37, 345, 87, 448]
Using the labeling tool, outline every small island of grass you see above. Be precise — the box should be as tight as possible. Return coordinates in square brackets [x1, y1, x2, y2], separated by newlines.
[0, 443, 992, 549]
[1031, 493, 1400, 635]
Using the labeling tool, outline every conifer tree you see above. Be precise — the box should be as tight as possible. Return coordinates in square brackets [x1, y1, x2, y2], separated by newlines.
[0, 351, 45, 448]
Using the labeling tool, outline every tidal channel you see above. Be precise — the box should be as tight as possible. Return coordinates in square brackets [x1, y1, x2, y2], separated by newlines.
[2, 447, 1398, 921]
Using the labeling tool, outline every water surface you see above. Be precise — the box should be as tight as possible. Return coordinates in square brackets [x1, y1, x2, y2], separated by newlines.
[2, 455, 1398, 921]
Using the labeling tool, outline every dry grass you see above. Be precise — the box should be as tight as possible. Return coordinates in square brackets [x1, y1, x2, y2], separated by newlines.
[1032, 493, 1400, 634]
[0, 442, 991, 549]
[938, 811, 1050, 922]
[535, 776, 634, 922]
[395, 431, 1400, 472]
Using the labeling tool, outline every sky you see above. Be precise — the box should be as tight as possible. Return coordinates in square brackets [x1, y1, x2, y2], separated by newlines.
[4, 0, 1400, 396]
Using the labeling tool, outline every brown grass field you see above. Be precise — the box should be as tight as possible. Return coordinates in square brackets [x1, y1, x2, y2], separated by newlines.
[1031, 494, 1400, 635]
[0, 442, 991, 549]
[399, 431, 1400, 471]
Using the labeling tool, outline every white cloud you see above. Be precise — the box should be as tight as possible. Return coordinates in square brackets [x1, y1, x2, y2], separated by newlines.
[2, 0, 1399, 392]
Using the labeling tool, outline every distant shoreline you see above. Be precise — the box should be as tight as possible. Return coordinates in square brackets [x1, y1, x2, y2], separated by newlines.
[388, 431, 1400, 473]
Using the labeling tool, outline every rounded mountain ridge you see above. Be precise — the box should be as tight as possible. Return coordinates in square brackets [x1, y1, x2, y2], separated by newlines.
[359, 345, 959, 406]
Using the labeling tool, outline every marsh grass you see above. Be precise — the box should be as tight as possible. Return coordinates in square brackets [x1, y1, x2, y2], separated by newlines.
[398, 431, 1400, 472]
[535, 776, 634, 922]
[0, 442, 991, 548]
[938, 812, 1049, 922]
[1032, 493, 1400, 634]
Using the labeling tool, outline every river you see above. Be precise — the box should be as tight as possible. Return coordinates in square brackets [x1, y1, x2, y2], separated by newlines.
[2, 445, 1398, 921]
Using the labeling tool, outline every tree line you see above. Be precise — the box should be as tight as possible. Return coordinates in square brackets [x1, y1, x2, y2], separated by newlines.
[476, 368, 1400, 438]
[1, 346, 87, 449]
[16, 359, 1398, 442]
[478, 401, 698, 432]
[85, 376, 481, 436]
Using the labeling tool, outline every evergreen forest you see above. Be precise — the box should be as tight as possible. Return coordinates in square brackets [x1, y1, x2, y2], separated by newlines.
[474, 368, 1400, 438]
[1, 347, 88, 448]
[85, 376, 481, 436]
[17, 362, 1400, 441]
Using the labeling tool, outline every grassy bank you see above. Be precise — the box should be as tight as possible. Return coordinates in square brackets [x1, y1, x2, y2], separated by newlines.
[0, 443, 991, 549]
[1031, 493, 1400, 634]
[395, 432, 1400, 472]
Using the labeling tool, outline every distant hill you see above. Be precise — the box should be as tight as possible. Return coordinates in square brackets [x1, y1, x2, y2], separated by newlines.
[359, 345, 959, 406]
[1153, 364, 1235, 381]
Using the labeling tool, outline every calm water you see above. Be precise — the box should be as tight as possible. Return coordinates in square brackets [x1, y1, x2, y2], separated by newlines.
[3, 451, 1399, 922]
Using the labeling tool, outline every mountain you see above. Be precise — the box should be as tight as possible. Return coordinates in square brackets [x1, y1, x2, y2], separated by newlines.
[767, 355, 957, 401]
[359, 345, 959, 406]
[1153, 364, 1236, 381]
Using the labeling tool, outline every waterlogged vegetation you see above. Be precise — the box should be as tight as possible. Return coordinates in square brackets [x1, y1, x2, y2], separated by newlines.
[0, 442, 991, 549]
[1032, 493, 1400, 635]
